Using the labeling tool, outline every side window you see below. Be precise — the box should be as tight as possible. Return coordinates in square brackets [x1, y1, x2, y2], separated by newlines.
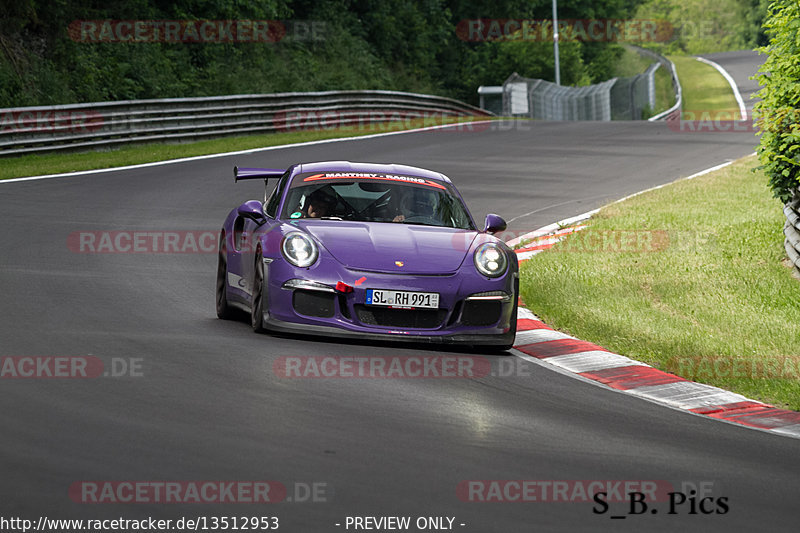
[264, 171, 290, 218]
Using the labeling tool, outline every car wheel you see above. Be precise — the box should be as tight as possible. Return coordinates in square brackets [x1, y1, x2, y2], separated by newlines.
[251, 250, 267, 333]
[216, 232, 234, 320]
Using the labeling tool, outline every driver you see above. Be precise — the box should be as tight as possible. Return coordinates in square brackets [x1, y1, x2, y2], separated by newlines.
[394, 189, 437, 222]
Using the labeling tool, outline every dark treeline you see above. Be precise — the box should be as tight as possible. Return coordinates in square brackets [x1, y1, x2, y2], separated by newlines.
[0, 0, 764, 108]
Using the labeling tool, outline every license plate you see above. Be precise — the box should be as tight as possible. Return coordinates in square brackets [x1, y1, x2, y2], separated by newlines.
[366, 289, 439, 309]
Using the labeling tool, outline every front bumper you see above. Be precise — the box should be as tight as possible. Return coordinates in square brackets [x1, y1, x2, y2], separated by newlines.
[261, 315, 516, 346]
[250, 257, 517, 346]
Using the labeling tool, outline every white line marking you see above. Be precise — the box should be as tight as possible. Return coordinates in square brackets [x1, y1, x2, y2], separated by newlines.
[506, 198, 598, 226]
[0, 119, 495, 184]
[506, 159, 740, 249]
[695, 56, 748, 120]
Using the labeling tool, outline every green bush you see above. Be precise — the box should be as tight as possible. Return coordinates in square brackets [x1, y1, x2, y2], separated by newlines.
[754, 0, 800, 203]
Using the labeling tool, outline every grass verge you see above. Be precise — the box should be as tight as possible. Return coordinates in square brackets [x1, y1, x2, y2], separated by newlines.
[670, 55, 742, 119]
[519, 155, 800, 410]
[0, 116, 491, 181]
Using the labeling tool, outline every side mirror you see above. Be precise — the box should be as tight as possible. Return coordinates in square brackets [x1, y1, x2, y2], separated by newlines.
[237, 200, 267, 225]
[483, 214, 507, 234]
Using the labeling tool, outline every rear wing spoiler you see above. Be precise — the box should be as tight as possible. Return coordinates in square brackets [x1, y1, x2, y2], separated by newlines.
[233, 166, 286, 182]
[234, 166, 287, 202]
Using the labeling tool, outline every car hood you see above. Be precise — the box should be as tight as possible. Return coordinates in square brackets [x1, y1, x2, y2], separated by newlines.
[298, 221, 478, 274]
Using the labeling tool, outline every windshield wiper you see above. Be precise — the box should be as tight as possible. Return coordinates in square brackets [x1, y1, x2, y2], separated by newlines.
[400, 221, 443, 227]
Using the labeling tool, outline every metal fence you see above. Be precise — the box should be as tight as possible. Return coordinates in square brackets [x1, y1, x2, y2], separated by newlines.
[500, 48, 681, 122]
[785, 195, 800, 276]
[503, 68, 655, 121]
[610, 63, 661, 120]
[0, 90, 490, 157]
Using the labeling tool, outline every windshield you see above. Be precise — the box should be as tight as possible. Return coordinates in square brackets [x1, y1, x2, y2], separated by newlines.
[280, 172, 475, 230]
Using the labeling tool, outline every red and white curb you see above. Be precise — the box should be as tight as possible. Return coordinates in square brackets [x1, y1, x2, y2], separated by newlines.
[511, 290, 800, 439]
[506, 211, 594, 264]
[510, 224, 587, 263]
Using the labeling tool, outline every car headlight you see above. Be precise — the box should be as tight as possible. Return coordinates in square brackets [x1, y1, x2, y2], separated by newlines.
[281, 232, 318, 268]
[474, 242, 508, 278]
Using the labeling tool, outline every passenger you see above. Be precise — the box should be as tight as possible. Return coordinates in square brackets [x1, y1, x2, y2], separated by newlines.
[304, 189, 337, 218]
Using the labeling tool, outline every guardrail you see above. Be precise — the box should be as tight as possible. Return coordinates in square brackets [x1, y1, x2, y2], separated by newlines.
[0, 90, 491, 157]
[633, 46, 683, 122]
[785, 195, 800, 275]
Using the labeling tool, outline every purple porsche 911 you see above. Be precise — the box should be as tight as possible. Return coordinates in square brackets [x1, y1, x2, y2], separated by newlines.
[216, 161, 518, 351]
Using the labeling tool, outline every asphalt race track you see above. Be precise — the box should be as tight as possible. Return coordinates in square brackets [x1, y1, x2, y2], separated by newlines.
[700, 50, 764, 116]
[2, 52, 797, 532]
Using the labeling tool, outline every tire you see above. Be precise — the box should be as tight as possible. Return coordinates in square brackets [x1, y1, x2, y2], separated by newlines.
[251, 249, 267, 333]
[216, 232, 234, 320]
